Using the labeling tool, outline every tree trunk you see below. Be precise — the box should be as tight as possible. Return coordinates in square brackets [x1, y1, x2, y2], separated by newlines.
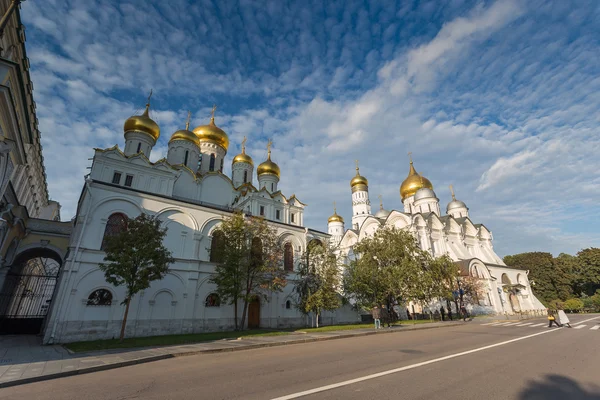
[316, 311, 319, 328]
[120, 296, 131, 342]
[240, 291, 250, 330]
[234, 298, 239, 331]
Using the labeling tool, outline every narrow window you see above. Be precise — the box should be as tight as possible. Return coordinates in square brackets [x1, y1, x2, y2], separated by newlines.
[260, 206, 265, 216]
[220, 158, 224, 172]
[210, 230, 224, 263]
[285, 300, 291, 309]
[209, 154, 216, 171]
[243, 170, 248, 183]
[101, 213, 128, 250]
[291, 213, 295, 223]
[284, 242, 293, 272]
[112, 172, 122, 184]
[276, 210, 280, 220]
[136, 143, 141, 153]
[198, 154, 202, 170]
[271, 183, 274, 191]
[124, 175, 133, 187]
[184, 150, 189, 166]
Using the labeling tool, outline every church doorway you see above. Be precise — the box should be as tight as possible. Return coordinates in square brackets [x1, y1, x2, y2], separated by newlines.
[0, 248, 62, 334]
[248, 297, 260, 329]
[509, 293, 521, 313]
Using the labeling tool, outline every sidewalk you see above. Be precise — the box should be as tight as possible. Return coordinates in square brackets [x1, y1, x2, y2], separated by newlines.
[0, 320, 464, 388]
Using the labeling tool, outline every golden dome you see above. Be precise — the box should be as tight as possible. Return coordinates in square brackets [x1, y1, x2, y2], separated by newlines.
[170, 112, 199, 146]
[350, 162, 368, 193]
[328, 204, 344, 223]
[193, 116, 229, 150]
[257, 152, 280, 178]
[124, 103, 160, 141]
[232, 136, 253, 166]
[400, 160, 433, 200]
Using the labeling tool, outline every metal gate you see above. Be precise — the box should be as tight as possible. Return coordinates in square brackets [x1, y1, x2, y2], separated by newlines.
[0, 253, 60, 335]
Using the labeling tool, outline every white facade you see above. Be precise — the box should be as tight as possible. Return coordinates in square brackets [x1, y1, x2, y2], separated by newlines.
[330, 160, 546, 316]
[44, 110, 359, 344]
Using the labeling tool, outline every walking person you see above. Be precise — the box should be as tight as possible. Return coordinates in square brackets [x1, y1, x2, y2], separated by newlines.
[460, 305, 469, 321]
[406, 307, 411, 320]
[557, 308, 572, 328]
[440, 306, 446, 322]
[547, 308, 561, 328]
[372, 305, 381, 329]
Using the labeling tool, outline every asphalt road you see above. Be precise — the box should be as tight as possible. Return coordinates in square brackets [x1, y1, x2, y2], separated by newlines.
[2, 314, 599, 400]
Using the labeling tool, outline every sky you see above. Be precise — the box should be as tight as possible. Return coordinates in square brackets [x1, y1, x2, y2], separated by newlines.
[20, 0, 600, 257]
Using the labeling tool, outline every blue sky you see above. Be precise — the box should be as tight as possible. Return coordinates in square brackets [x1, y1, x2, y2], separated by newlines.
[21, 0, 600, 257]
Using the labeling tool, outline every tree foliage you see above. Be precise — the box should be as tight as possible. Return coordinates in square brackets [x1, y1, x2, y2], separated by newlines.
[343, 227, 458, 311]
[574, 248, 600, 296]
[563, 298, 584, 312]
[99, 213, 174, 341]
[503, 252, 573, 303]
[209, 212, 286, 330]
[294, 241, 342, 327]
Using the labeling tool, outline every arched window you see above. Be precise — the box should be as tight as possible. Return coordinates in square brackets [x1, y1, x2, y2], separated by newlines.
[220, 158, 224, 172]
[243, 170, 248, 183]
[209, 154, 216, 171]
[184, 150, 189, 166]
[136, 143, 141, 153]
[205, 293, 220, 307]
[198, 154, 202, 169]
[101, 213, 128, 250]
[284, 242, 294, 272]
[285, 300, 291, 309]
[210, 230, 224, 263]
[87, 289, 113, 306]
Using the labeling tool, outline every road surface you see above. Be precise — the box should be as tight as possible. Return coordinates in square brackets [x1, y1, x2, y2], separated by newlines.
[2, 314, 599, 400]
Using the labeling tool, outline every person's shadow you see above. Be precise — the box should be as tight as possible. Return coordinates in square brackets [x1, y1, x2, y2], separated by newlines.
[519, 375, 600, 399]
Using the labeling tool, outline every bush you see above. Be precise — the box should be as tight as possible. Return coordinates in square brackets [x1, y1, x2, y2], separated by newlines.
[563, 298, 584, 313]
[547, 299, 563, 310]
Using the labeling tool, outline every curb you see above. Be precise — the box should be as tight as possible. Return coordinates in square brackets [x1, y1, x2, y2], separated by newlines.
[0, 321, 463, 388]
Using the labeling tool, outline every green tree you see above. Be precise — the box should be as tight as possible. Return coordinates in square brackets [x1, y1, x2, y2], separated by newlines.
[574, 248, 600, 296]
[294, 241, 342, 327]
[343, 227, 448, 312]
[209, 212, 286, 330]
[503, 252, 573, 303]
[99, 213, 174, 341]
[563, 298, 584, 313]
[591, 290, 600, 311]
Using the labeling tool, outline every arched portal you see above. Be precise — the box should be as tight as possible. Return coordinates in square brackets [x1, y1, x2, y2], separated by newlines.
[0, 248, 62, 334]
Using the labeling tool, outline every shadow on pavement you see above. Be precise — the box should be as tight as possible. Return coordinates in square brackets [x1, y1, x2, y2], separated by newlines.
[519, 375, 600, 400]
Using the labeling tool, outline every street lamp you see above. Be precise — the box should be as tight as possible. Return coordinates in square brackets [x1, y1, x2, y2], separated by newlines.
[456, 269, 464, 310]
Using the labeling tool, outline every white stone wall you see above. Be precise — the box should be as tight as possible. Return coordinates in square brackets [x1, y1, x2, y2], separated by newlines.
[44, 183, 355, 344]
[124, 131, 155, 157]
[167, 140, 200, 172]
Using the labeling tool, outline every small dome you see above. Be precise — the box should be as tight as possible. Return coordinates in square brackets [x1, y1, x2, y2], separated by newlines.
[374, 208, 390, 219]
[414, 187, 437, 201]
[257, 151, 280, 178]
[193, 116, 229, 150]
[169, 128, 199, 146]
[400, 160, 433, 200]
[350, 163, 368, 193]
[124, 103, 160, 141]
[447, 199, 467, 212]
[328, 211, 344, 223]
[233, 139, 253, 166]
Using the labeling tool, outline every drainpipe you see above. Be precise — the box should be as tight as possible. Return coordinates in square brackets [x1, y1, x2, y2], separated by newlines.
[0, 1, 20, 39]
[48, 177, 93, 343]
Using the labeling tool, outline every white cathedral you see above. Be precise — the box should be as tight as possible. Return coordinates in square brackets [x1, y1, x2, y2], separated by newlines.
[44, 99, 544, 344]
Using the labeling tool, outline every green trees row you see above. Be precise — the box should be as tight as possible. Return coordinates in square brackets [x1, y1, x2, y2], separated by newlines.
[99, 212, 488, 340]
[503, 249, 600, 311]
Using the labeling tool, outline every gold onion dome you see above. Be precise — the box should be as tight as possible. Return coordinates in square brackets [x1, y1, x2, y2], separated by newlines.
[124, 102, 160, 141]
[328, 203, 344, 223]
[232, 137, 253, 166]
[400, 159, 433, 200]
[169, 112, 199, 145]
[257, 140, 280, 178]
[192, 106, 229, 150]
[350, 161, 368, 192]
